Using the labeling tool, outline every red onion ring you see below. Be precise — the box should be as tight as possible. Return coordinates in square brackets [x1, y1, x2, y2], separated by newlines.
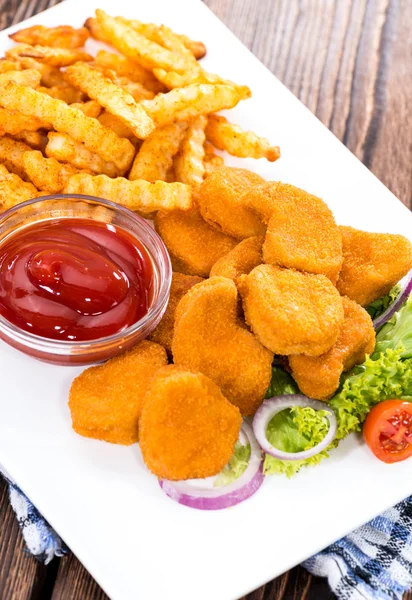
[373, 270, 412, 330]
[158, 422, 264, 510]
[253, 395, 337, 460]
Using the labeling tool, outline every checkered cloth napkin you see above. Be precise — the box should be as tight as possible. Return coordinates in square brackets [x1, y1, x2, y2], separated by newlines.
[1, 467, 411, 598]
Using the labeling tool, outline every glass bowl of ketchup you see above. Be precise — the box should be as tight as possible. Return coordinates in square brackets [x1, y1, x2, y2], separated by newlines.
[0, 195, 172, 365]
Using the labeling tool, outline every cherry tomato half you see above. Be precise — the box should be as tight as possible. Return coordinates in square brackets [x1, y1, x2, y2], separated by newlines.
[363, 400, 412, 463]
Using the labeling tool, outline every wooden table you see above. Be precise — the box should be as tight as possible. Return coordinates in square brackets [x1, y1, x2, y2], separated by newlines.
[0, 0, 411, 598]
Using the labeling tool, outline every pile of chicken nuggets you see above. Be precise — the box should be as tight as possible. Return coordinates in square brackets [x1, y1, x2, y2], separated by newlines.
[69, 165, 412, 481]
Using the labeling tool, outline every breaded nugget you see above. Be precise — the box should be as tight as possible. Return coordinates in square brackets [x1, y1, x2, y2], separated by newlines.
[172, 277, 273, 415]
[336, 226, 412, 306]
[155, 207, 237, 277]
[210, 235, 263, 281]
[245, 182, 342, 282]
[149, 272, 204, 353]
[69, 341, 168, 445]
[197, 166, 266, 239]
[238, 265, 344, 356]
[139, 365, 242, 480]
[289, 297, 375, 399]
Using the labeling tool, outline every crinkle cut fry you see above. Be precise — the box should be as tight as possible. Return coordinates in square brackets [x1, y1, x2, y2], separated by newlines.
[46, 132, 120, 178]
[93, 50, 164, 93]
[174, 115, 207, 185]
[23, 150, 82, 193]
[129, 122, 187, 181]
[0, 107, 49, 135]
[9, 25, 89, 48]
[0, 163, 41, 210]
[0, 81, 135, 172]
[65, 63, 155, 139]
[64, 173, 192, 214]
[6, 43, 93, 68]
[0, 136, 31, 179]
[206, 114, 280, 162]
[140, 84, 240, 127]
[94, 10, 193, 72]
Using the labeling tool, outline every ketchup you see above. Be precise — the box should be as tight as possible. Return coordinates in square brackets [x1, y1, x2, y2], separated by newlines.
[0, 218, 154, 341]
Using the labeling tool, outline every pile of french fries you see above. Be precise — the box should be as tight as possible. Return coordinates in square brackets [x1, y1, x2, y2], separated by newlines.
[0, 10, 280, 215]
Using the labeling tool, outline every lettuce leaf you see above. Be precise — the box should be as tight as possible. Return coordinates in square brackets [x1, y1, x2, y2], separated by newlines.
[214, 441, 250, 487]
[263, 406, 330, 477]
[372, 296, 412, 359]
[265, 365, 298, 397]
[366, 284, 401, 320]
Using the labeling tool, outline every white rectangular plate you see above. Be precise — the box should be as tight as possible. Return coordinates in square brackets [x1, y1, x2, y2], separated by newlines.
[0, 2, 411, 600]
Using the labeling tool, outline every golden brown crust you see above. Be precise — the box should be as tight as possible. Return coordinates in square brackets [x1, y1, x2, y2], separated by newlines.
[155, 207, 237, 277]
[172, 276, 273, 415]
[149, 272, 204, 353]
[210, 235, 264, 281]
[197, 166, 267, 239]
[337, 226, 412, 305]
[68, 341, 168, 445]
[238, 265, 344, 356]
[139, 365, 242, 480]
[289, 297, 376, 400]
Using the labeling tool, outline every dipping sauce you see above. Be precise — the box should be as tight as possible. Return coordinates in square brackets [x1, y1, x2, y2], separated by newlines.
[0, 218, 154, 341]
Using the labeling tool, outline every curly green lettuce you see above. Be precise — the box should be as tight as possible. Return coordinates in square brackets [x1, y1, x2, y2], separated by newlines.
[214, 441, 251, 487]
[366, 284, 401, 320]
[373, 296, 412, 359]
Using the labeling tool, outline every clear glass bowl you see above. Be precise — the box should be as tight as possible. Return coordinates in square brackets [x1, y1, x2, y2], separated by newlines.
[0, 194, 172, 366]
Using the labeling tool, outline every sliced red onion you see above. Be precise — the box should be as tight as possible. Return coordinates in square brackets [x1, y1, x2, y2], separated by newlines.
[373, 270, 412, 330]
[159, 422, 264, 510]
[253, 395, 337, 461]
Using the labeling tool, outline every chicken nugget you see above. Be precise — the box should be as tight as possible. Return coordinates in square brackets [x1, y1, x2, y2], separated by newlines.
[172, 277, 273, 415]
[210, 235, 263, 281]
[149, 272, 204, 353]
[289, 297, 375, 399]
[69, 341, 168, 445]
[245, 182, 342, 283]
[155, 208, 237, 277]
[139, 365, 242, 480]
[197, 166, 266, 239]
[238, 265, 344, 356]
[336, 226, 412, 306]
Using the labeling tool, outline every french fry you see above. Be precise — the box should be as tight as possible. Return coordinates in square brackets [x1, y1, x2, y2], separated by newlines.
[174, 116, 206, 185]
[102, 69, 155, 101]
[0, 81, 135, 172]
[6, 44, 93, 68]
[203, 141, 224, 174]
[116, 18, 195, 63]
[118, 18, 206, 60]
[94, 50, 164, 93]
[129, 122, 187, 181]
[0, 107, 49, 135]
[178, 33, 206, 60]
[69, 100, 102, 118]
[14, 57, 66, 87]
[97, 111, 135, 140]
[0, 164, 41, 210]
[65, 63, 155, 139]
[153, 67, 251, 100]
[64, 173, 192, 214]
[46, 132, 120, 178]
[0, 68, 41, 87]
[140, 84, 240, 127]
[38, 85, 85, 104]
[206, 115, 280, 161]
[94, 10, 192, 72]
[23, 150, 84, 193]
[0, 136, 31, 180]
[11, 130, 48, 151]
[9, 25, 89, 49]
[0, 59, 22, 73]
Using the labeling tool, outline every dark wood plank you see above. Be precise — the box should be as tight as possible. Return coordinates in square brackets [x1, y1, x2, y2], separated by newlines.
[0, 1, 410, 599]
